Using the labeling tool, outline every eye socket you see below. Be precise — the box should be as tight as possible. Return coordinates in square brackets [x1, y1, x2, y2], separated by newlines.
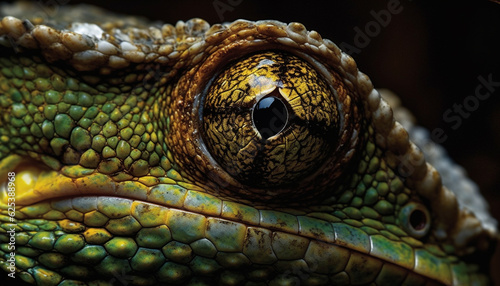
[399, 202, 431, 238]
[201, 51, 340, 188]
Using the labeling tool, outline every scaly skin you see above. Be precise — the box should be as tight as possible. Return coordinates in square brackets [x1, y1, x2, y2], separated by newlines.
[0, 4, 497, 286]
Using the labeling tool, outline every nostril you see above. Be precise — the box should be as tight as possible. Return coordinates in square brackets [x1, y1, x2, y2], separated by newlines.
[409, 209, 427, 231]
[399, 202, 431, 238]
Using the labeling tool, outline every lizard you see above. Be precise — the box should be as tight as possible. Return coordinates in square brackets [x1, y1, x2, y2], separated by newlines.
[0, 2, 497, 286]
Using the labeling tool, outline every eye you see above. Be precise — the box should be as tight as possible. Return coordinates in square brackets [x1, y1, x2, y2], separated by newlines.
[398, 202, 431, 238]
[201, 51, 340, 188]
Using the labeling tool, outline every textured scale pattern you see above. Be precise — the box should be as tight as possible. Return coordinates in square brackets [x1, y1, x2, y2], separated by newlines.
[0, 3, 497, 286]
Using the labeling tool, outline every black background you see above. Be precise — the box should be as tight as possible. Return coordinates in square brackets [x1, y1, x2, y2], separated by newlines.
[2, 0, 500, 285]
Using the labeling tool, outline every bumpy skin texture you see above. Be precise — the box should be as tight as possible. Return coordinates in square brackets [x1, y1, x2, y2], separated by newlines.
[0, 3, 497, 286]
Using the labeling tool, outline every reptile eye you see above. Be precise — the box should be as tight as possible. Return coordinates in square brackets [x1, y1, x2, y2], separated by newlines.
[399, 202, 431, 238]
[201, 51, 340, 188]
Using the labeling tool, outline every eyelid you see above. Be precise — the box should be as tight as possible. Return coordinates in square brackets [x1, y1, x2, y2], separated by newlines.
[170, 45, 363, 204]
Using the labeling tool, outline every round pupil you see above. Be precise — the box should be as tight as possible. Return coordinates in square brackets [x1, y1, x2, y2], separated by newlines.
[252, 96, 288, 139]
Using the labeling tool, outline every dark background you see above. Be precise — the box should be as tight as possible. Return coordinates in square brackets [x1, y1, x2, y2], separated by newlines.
[3, 0, 500, 284]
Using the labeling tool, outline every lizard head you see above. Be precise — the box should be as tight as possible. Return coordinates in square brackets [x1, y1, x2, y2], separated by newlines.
[0, 3, 497, 285]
